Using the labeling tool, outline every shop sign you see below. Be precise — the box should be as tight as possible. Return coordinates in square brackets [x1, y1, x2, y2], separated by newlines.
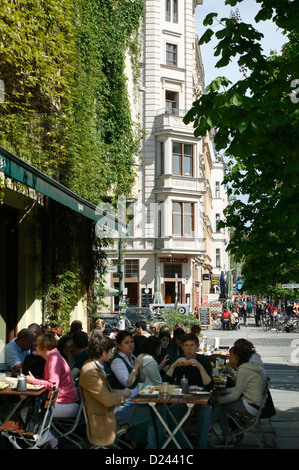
[159, 258, 188, 263]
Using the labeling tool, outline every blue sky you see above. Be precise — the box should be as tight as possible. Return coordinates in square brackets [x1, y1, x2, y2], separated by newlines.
[195, 0, 287, 86]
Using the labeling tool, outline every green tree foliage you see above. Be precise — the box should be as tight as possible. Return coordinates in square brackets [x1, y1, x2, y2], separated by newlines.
[160, 307, 200, 331]
[0, 0, 75, 177]
[184, 0, 299, 297]
[0, 0, 144, 324]
[0, 0, 144, 199]
[65, 0, 144, 200]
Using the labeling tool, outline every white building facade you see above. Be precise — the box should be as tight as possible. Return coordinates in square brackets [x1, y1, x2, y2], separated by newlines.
[104, 0, 230, 313]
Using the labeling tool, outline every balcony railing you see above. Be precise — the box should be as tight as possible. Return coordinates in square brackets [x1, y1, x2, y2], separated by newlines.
[156, 108, 187, 118]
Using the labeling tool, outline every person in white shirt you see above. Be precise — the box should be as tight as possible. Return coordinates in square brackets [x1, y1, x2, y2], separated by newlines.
[109, 330, 165, 448]
[137, 336, 163, 389]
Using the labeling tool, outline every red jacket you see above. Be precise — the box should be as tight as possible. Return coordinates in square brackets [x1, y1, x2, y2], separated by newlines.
[222, 311, 230, 319]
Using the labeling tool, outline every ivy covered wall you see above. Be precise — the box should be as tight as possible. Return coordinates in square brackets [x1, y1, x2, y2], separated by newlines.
[0, 0, 144, 329]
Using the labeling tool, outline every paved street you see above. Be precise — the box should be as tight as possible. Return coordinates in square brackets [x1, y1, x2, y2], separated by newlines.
[204, 317, 299, 449]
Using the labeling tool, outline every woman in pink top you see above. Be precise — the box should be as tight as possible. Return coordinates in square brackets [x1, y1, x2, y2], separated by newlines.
[23, 333, 79, 448]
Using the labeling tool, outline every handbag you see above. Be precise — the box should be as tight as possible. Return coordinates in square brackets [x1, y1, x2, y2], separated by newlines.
[24, 393, 47, 434]
[261, 390, 276, 419]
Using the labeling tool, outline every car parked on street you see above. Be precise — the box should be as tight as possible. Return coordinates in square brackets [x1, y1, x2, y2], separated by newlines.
[101, 313, 132, 336]
[125, 307, 152, 330]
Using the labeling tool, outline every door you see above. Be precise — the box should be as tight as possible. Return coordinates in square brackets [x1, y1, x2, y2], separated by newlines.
[0, 205, 19, 343]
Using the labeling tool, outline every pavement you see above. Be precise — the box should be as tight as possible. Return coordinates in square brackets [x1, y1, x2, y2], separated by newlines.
[203, 317, 299, 449]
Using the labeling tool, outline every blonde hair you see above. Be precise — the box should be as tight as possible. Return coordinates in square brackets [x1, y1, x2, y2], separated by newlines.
[94, 319, 105, 329]
[150, 322, 162, 333]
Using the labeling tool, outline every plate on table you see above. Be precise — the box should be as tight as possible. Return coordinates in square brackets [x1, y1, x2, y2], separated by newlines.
[10, 384, 45, 391]
[190, 391, 209, 395]
[5, 377, 17, 387]
[170, 388, 183, 396]
[0, 382, 9, 391]
[189, 386, 204, 392]
[140, 389, 159, 396]
[26, 384, 45, 390]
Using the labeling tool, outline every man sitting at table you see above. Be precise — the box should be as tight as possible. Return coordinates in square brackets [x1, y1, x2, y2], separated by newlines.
[4, 329, 34, 372]
[164, 332, 214, 449]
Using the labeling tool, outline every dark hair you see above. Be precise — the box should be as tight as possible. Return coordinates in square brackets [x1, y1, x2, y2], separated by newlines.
[234, 338, 255, 351]
[141, 336, 161, 357]
[17, 328, 34, 341]
[70, 320, 83, 334]
[72, 330, 88, 349]
[57, 333, 73, 353]
[28, 323, 42, 335]
[173, 327, 185, 339]
[230, 341, 254, 365]
[41, 324, 52, 334]
[181, 332, 199, 347]
[88, 335, 115, 360]
[158, 332, 171, 342]
[191, 324, 201, 335]
[135, 321, 147, 330]
[115, 330, 133, 345]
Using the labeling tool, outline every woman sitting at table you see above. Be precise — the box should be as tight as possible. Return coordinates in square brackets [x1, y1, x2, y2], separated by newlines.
[210, 341, 264, 447]
[109, 330, 165, 448]
[226, 339, 267, 385]
[79, 334, 132, 446]
[157, 332, 171, 378]
[23, 333, 79, 448]
[137, 336, 163, 389]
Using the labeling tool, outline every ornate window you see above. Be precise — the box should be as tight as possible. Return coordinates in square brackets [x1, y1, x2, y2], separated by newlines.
[172, 142, 193, 176]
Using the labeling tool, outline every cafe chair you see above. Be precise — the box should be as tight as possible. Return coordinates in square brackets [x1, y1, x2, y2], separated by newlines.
[0, 387, 60, 449]
[224, 377, 276, 448]
[51, 399, 86, 449]
[82, 402, 133, 449]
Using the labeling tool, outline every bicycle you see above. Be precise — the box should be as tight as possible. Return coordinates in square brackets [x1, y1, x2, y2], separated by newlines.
[275, 313, 288, 333]
[262, 315, 273, 332]
[285, 317, 299, 333]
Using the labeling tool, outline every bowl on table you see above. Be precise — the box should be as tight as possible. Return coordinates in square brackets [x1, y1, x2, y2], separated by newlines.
[5, 377, 18, 387]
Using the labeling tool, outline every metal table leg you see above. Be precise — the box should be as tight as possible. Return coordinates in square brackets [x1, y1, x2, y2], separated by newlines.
[148, 402, 194, 449]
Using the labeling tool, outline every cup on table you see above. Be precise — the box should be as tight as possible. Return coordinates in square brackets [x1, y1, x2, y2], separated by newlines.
[161, 382, 169, 398]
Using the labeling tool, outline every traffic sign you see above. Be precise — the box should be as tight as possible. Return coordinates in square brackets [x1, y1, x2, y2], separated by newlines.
[107, 265, 118, 273]
[282, 284, 299, 289]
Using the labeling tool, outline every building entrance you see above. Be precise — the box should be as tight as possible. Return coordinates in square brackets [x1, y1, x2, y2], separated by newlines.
[164, 281, 182, 304]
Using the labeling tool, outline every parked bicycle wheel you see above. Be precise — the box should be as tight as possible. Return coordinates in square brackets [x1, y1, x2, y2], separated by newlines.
[275, 320, 285, 333]
[263, 317, 271, 331]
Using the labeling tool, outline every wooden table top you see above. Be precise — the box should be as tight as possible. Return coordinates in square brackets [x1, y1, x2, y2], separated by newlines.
[0, 386, 46, 397]
[132, 392, 210, 405]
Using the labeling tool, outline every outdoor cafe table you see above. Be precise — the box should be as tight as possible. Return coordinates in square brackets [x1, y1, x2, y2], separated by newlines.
[132, 392, 211, 449]
[0, 385, 47, 425]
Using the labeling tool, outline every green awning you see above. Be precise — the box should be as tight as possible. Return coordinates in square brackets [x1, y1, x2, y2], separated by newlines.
[0, 145, 128, 235]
